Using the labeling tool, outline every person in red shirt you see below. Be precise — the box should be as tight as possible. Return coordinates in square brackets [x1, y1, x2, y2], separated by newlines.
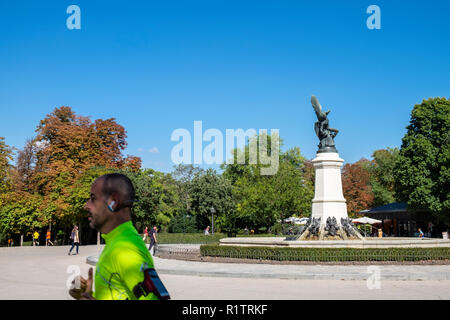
[143, 226, 149, 242]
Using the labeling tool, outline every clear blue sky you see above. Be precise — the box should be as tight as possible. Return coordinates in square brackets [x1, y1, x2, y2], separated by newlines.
[1, 0, 449, 172]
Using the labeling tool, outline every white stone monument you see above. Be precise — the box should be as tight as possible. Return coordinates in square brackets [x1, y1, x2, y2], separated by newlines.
[298, 95, 363, 240]
[311, 152, 348, 222]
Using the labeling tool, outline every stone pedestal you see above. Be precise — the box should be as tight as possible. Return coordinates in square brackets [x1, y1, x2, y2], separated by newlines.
[311, 152, 348, 223]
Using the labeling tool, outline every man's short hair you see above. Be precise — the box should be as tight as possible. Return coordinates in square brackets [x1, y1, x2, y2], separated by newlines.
[99, 173, 136, 209]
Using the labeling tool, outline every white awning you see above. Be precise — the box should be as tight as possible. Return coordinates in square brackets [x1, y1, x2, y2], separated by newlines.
[352, 217, 382, 225]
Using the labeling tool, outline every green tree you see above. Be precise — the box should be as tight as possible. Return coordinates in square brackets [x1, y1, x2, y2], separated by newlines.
[171, 164, 203, 214]
[368, 148, 399, 207]
[168, 214, 198, 233]
[188, 168, 235, 231]
[222, 133, 314, 231]
[394, 97, 450, 222]
[125, 169, 180, 230]
[66, 166, 116, 226]
[0, 192, 46, 236]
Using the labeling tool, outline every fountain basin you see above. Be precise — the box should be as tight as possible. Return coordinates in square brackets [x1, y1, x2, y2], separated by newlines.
[220, 237, 450, 249]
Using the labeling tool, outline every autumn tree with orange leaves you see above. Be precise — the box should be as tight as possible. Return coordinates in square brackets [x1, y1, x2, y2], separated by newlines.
[342, 159, 374, 217]
[0, 107, 142, 237]
[32, 107, 140, 191]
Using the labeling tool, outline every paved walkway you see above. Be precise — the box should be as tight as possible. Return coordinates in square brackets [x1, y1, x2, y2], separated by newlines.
[88, 244, 450, 281]
[1, 245, 450, 299]
[158, 274, 450, 300]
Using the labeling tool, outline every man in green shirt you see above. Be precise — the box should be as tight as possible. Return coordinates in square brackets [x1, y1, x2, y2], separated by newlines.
[69, 173, 159, 300]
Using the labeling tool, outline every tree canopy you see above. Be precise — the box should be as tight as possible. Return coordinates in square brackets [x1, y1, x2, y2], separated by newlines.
[0, 107, 143, 235]
[1, 97, 448, 241]
[188, 168, 235, 231]
[221, 134, 314, 231]
[0, 137, 14, 193]
[394, 97, 450, 222]
[342, 159, 374, 216]
[368, 148, 399, 207]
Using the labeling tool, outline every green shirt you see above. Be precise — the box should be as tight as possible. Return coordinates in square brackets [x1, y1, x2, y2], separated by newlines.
[94, 221, 158, 300]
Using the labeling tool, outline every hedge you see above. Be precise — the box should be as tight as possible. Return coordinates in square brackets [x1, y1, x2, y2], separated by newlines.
[141, 233, 278, 244]
[200, 244, 450, 262]
[236, 234, 277, 238]
[145, 233, 227, 244]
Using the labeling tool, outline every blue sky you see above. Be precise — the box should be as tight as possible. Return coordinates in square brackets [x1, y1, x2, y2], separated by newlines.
[1, 0, 449, 172]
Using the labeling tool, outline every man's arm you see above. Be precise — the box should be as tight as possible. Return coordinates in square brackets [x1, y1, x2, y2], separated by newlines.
[114, 245, 158, 300]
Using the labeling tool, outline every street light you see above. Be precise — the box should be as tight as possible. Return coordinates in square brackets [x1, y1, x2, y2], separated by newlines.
[210, 207, 215, 234]
[184, 214, 190, 234]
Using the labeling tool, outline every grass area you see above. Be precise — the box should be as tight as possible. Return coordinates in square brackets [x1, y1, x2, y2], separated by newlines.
[200, 244, 450, 262]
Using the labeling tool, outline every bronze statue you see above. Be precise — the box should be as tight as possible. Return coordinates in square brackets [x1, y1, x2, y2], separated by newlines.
[325, 217, 338, 236]
[311, 95, 339, 153]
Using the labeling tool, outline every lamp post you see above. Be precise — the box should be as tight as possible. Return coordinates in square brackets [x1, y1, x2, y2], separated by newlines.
[184, 214, 190, 234]
[210, 207, 215, 234]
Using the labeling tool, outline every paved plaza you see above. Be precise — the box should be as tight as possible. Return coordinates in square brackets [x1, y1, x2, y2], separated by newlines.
[0, 245, 449, 300]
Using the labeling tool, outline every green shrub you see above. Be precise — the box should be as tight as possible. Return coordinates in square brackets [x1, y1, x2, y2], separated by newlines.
[270, 223, 282, 235]
[200, 244, 450, 262]
[142, 232, 277, 245]
[146, 233, 226, 244]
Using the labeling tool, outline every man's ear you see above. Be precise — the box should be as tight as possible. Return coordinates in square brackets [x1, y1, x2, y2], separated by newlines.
[107, 194, 119, 212]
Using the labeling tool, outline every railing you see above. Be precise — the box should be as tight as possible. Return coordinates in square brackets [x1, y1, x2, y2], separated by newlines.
[154, 244, 201, 257]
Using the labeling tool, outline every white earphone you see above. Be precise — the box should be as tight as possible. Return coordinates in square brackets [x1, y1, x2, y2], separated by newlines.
[108, 200, 116, 212]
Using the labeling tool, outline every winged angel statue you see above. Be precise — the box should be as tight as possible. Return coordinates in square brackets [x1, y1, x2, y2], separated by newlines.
[311, 95, 339, 153]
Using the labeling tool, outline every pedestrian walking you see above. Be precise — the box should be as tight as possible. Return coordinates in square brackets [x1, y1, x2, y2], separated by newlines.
[33, 230, 39, 246]
[418, 228, 424, 238]
[148, 226, 158, 255]
[46, 229, 53, 246]
[143, 226, 148, 242]
[204, 226, 210, 235]
[68, 225, 80, 255]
